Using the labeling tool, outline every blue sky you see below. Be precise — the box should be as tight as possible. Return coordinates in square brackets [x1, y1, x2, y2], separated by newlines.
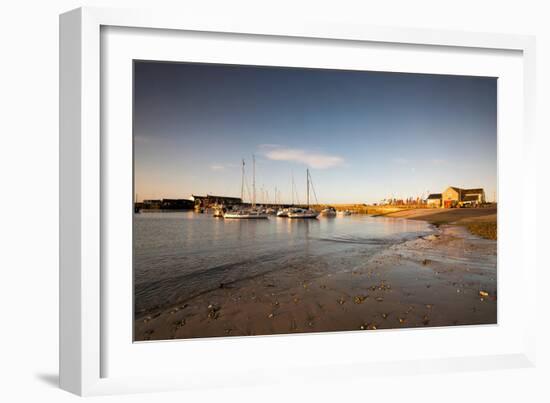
[134, 61, 497, 204]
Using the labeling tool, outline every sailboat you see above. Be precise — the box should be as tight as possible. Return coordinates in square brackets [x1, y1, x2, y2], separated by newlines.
[276, 172, 297, 217]
[288, 169, 319, 219]
[224, 209, 268, 219]
[224, 156, 268, 219]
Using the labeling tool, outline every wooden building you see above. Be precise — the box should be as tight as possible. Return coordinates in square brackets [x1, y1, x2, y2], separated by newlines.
[442, 187, 485, 208]
[426, 193, 442, 208]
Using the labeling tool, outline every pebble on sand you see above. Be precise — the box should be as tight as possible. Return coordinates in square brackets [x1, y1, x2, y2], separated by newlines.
[173, 319, 186, 329]
[207, 304, 220, 320]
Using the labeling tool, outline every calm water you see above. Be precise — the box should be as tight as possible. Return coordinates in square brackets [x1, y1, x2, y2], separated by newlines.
[134, 212, 433, 313]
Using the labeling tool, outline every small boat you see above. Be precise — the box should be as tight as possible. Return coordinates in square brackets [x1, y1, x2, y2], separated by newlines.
[320, 207, 337, 217]
[213, 205, 225, 217]
[288, 208, 319, 219]
[287, 169, 319, 219]
[223, 156, 268, 219]
[338, 210, 352, 216]
[224, 209, 268, 219]
[276, 208, 289, 217]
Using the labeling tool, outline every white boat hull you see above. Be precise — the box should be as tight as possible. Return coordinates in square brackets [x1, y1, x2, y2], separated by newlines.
[276, 209, 289, 217]
[224, 212, 268, 219]
[288, 209, 319, 219]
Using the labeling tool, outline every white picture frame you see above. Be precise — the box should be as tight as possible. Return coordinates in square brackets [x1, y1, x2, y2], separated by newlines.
[59, 6, 537, 396]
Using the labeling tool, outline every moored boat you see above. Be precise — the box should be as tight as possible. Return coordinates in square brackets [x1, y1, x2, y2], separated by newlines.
[288, 208, 319, 219]
[224, 209, 268, 219]
[287, 169, 319, 219]
[276, 208, 289, 217]
[213, 205, 225, 217]
[320, 207, 337, 217]
[223, 156, 268, 219]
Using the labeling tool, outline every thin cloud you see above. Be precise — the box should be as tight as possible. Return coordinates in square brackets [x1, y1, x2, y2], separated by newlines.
[262, 146, 344, 169]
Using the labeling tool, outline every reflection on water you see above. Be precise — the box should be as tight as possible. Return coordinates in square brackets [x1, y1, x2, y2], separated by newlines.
[134, 211, 433, 313]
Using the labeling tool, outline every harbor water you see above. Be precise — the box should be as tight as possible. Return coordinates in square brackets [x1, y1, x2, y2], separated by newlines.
[134, 212, 434, 314]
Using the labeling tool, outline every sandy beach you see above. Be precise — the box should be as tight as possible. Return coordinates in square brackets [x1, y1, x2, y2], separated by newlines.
[135, 208, 497, 341]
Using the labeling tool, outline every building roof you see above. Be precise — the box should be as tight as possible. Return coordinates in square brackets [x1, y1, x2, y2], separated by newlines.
[462, 188, 484, 194]
[427, 193, 442, 200]
[446, 187, 484, 197]
[207, 194, 241, 200]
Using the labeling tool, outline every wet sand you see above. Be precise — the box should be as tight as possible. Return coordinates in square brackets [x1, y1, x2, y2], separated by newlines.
[135, 220, 497, 341]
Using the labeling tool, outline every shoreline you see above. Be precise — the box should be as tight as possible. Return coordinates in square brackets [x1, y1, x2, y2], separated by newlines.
[383, 207, 497, 240]
[135, 212, 497, 341]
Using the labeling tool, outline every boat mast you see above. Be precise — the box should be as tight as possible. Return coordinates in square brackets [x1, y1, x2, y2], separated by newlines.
[306, 168, 310, 208]
[291, 171, 295, 206]
[240, 159, 245, 203]
[252, 154, 256, 208]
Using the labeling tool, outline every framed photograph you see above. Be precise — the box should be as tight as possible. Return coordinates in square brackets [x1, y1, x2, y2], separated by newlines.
[60, 7, 537, 396]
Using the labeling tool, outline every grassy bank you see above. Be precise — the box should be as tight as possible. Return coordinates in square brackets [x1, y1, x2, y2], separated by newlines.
[383, 207, 497, 240]
[466, 222, 497, 240]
